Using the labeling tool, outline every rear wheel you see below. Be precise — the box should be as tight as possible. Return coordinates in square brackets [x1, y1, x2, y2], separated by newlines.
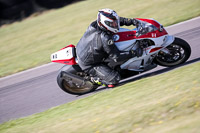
[155, 37, 191, 67]
[62, 80, 97, 95]
[57, 66, 98, 95]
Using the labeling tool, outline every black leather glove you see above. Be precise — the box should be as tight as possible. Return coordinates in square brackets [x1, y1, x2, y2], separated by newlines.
[139, 26, 148, 34]
[130, 48, 143, 57]
[132, 19, 140, 26]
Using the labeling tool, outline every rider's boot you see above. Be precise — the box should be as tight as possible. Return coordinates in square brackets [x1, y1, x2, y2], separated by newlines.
[91, 77, 115, 88]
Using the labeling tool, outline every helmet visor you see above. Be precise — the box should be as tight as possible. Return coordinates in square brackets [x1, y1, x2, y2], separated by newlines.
[105, 20, 119, 29]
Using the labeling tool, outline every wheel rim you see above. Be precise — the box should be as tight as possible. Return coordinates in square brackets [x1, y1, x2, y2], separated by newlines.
[157, 44, 186, 64]
[63, 80, 94, 94]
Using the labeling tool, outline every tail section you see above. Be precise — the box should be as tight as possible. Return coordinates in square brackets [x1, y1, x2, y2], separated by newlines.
[51, 44, 77, 65]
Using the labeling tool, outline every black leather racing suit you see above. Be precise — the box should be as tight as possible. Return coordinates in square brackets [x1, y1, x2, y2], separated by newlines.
[76, 17, 137, 85]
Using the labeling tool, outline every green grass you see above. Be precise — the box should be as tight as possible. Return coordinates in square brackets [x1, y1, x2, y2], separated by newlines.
[0, 0, 200, 77]
[0, 62, 200, 133]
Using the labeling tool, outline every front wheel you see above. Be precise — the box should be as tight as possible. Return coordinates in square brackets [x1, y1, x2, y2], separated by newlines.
[155, 37, 191, 67]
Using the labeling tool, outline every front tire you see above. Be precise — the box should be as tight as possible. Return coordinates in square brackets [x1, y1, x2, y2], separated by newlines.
[155, 37, 191, 67]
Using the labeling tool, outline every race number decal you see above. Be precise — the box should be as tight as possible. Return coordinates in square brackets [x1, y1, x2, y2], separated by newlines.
[152, 33, 157, 38]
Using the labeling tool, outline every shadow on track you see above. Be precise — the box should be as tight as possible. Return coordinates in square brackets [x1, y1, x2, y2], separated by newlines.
[92, 57, 200, 94]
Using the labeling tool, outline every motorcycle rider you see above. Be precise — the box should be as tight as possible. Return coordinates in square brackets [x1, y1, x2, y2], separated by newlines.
[76, 8, 143, 87]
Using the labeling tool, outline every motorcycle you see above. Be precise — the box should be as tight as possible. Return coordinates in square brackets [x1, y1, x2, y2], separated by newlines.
[51, 18, 191, 95]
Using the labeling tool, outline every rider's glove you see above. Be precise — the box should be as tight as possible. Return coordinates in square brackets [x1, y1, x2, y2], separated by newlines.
[130, 48, 143, 57]
[139, 26, 147, 34]
[132, 18, 140, 26]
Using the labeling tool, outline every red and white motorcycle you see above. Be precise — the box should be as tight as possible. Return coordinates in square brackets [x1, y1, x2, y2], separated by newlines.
[51, 18, 191, 95]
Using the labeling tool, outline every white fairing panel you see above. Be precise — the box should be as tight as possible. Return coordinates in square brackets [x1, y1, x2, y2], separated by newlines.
[115, 40, 137, 51]
[51, 47, 74, 61]
[119, 35, 174, 71]
[161, 35, 174, 47]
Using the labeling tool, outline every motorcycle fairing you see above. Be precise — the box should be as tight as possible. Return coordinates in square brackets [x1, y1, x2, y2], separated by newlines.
[51, 44, 77, 65]
[114, 18, 175, 71]
[51, 18, 175, 71]
[119, 34, 174, 71]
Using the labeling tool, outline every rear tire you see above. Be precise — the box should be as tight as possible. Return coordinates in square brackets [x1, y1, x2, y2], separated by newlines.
[57, 65, 98, 95]
[155, 37, 191, 67]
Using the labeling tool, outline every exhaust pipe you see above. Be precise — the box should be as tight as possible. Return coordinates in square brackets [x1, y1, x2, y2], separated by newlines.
[61, 71, 93, 89]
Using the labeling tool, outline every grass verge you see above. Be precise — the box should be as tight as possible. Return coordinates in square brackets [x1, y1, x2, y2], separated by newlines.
[0, 62, 200, 133]
[0, 0, 200, 77]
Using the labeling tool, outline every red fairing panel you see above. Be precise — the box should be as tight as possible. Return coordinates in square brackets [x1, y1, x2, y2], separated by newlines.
[136, 29, 168, 39]
[52, 59, 77, 65]
[136, 18, 161, 28]
[115, 18, 168, 42]
[136, 18, 168, 39]
[115, 29, 168, 42]
[149, 47, 163, 53]
[59, 44, 75, 51]
[115, 31, 137, 42]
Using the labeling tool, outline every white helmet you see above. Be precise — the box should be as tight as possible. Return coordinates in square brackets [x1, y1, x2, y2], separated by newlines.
[97, 8, 120, 33]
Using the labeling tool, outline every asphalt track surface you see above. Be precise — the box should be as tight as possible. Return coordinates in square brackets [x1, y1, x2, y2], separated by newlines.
[0, 17, 200, 124]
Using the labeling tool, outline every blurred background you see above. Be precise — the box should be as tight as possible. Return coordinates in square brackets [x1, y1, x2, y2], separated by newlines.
[0, 0, 81, 26]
